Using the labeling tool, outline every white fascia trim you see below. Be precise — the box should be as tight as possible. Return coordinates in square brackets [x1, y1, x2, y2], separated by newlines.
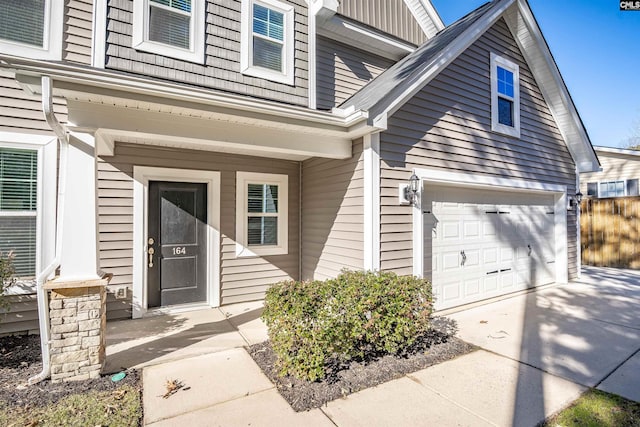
[371, 0, 515, 124]
[411, 166, 568, 282]
[403, 0, 444, 39]
[235, 172, 289, 257]
[132, 0, 205, 64]
[0, 134, 57, 278]
[132, 166, 221, 318]
[594, 146, 640, 157]
[7, 60, 368, 130]
[363, 133, 381, 271]
[92, 0, 108, 68]
[490, 52, 521, 138]
[0, 0, 63, 60]
[509, 0, 598, 173]
[240, 0, 295, 85]
[317, 15, 416, 61]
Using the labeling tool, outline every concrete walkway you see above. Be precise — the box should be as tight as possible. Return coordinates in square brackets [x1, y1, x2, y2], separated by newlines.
[105, 267, 640, 426]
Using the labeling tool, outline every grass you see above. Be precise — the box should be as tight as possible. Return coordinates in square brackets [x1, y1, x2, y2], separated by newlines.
[544, 389, 640, 427]
[0, 384, 142, 427]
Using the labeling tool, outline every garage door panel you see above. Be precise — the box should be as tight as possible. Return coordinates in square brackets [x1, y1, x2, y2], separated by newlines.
[426, 186, 557, 310]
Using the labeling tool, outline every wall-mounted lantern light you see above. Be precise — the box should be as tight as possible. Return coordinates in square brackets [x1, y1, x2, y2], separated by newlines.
[568, 191, 583, 210]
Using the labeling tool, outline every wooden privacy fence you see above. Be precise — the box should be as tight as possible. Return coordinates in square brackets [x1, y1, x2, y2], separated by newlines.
[581, 197, 640, 269]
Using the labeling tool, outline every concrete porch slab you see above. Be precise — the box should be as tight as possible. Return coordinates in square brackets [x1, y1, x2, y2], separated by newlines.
[143, 348, 274, 425]
[598, 350, 640, 403]
[409, 350, 586, 427]
[219, 301, 269, 346]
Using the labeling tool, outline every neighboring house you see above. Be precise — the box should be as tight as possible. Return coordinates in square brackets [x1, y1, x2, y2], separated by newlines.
[0, 0, 599, 335]
[580, 147, 640, 199]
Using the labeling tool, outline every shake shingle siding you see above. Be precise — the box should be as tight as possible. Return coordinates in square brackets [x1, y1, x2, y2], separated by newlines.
[64, 0, 94, 64]
[105, 0, 309, 106]
[379, 19, 578, 278]
[316, 37, 393, 110]
[301, 140, 364, 280]
[337, 0, 426, 45]
[97, 144, 300, 307]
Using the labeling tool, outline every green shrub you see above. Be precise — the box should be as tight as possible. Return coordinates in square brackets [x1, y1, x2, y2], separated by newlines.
[0, 252, 15, 320]
[262, 270, 433, 381]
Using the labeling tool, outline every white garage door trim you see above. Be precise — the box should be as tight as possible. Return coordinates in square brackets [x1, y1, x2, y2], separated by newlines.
[411, 167, 568, 288]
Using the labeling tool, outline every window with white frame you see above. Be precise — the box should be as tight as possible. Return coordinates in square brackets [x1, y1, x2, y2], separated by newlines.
[0, 0, 63, 60]
[0, 148, 37, 278]
[241, 0, 295, 85]
[491, 53, 520, 138]
[599, 180, 625, 198]
[132, 0, 205, 63]
[236, 172, 288, 257]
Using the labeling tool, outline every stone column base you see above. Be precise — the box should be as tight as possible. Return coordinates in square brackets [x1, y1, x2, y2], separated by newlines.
[44, 277, 110, 383]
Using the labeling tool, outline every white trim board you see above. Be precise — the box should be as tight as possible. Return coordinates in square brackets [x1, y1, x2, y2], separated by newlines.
[411, 167, 568, 286]
[363, 133, 381, 271]
[132, 166, 221, 318]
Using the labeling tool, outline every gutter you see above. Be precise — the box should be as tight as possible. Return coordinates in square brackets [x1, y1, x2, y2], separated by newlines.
[28, 76, 69, 385]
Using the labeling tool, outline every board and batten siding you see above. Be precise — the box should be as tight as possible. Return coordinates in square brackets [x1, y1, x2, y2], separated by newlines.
[337, 0, 426, 46]
[316, 36, 394, 110]
[98, 143, 299, 309]
[301, 139, 364, 280]
[580, 151, 640, 195]
[379, 18, 579, 279]
[64, 0, 94, 64]
[105, 0, 309, 106]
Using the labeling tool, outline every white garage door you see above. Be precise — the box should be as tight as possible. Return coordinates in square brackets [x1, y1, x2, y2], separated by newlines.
[424, 186, 556, 310]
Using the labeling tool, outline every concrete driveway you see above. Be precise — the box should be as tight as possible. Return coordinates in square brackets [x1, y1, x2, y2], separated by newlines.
[449, 266, 640, 403]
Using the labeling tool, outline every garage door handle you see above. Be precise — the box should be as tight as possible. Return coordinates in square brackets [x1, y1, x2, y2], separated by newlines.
[460, 250, 467, 265]
[500, 268, 511, 273]
[486, 270, 499, 275]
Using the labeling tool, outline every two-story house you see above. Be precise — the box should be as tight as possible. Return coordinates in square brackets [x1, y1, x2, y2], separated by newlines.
[0, 0, 599, 338]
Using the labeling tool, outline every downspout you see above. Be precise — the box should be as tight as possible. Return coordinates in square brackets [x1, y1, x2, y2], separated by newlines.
[28, 76, 68, 385]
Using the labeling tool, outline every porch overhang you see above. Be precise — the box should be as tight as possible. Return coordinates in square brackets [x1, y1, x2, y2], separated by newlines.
[4, 58, 381, 161]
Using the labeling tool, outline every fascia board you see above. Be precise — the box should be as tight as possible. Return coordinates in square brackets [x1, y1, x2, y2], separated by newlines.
[370, 0, 515, 124]
[508, 0, 599, 173]
[403, 0, 445, 39]
[3, 57, 366, 130]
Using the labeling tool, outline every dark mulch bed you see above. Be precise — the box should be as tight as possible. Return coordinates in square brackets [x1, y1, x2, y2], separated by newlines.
[248, 317, 476, 412]
[0, 334, 141, 409]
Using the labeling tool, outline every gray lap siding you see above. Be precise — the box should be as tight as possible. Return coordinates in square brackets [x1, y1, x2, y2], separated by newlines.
[105, 0, 309, 106]
[98, 143, 300, 310]
[379, 19, 578, 278]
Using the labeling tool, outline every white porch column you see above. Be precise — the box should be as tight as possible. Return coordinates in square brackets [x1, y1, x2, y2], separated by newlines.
[55, 132, 100, 281]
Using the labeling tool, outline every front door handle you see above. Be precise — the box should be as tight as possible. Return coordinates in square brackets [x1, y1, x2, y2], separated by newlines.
[148, 247, 155, 268]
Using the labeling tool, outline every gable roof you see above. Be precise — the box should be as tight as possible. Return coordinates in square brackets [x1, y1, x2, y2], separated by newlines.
[339, 0, 600, 173]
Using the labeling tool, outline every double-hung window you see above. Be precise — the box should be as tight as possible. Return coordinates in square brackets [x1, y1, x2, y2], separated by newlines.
[0, 148, 37, 278]
[241, 0, 295, 85]
[0, 0, 63, 60]
[236, 172, 288, 257]
[133, 0, 205, 63]
[491, 53, 520, 138]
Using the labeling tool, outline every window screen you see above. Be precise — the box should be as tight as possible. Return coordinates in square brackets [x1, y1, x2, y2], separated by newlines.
[0, 0, 46, 48]
[247, 183, 279, 246]
[0, 148, 37, 277]
[149, 0, 191, 49]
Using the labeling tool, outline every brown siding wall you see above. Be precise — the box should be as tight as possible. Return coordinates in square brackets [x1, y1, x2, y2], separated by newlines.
[105, 0, 309, 106]
[337, 0, 426, 45]
[64, 0, 94, 64]
[316, 36, 394, 110]
[379, 19, 578, 278]
[301, 139, 364, 280]
[98, 143, 300, 309]
[0, 72, 67, 135]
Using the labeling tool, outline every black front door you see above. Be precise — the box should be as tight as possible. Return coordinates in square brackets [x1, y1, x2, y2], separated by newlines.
[147, 181, 207, 307]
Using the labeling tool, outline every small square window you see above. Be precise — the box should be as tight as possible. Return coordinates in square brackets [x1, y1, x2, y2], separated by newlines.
[133, 0, 205, 63]
[241, 0, 295, 85]
[236, 172, 288, 257]
[491, 54, 520, 138]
